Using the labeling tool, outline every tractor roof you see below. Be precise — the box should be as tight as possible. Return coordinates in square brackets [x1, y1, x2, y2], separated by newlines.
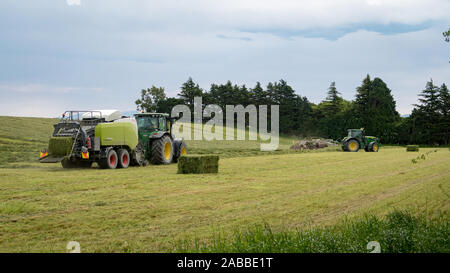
[134, 112, 169, 117]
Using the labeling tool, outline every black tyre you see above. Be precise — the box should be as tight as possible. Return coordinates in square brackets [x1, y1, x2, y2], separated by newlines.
[99, 149, 118, 169]
[78, 161, 93, 168]
[61, 158, 77, 168]
[369, 142, 380, 152]
[131, 142, 146, 166]
[150, 135, 173, 164]
[345, 139, 360, 152]
[117, 149, 130, 169]
[173, 141, 188, 163]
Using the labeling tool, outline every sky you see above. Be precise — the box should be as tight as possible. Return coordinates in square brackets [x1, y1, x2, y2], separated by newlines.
[0, 0, 449, 117]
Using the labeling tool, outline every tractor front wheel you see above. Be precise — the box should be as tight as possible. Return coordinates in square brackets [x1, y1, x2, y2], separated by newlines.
[150, 135, 173, 164]
[99, 149, 118, 169]
[345, 139, 360, 152]
[173, 141, 188, 163]
[369, 142, 379, 152]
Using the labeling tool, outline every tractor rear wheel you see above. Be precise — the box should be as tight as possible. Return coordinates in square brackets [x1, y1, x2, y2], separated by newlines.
[345, 139, 360, 152]
[150, 135, 173, 164]
[117, 149, 130, 168]
[99, 149, 118, 169]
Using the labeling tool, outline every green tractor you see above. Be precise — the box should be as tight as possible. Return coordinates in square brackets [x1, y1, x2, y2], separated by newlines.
[39, 110, 187, 169]
[341, 128, 381, 152]
[134, 112, 187, 165]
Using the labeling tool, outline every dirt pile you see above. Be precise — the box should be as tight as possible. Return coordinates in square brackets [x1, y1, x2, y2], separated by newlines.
[290, 139, 337, 151]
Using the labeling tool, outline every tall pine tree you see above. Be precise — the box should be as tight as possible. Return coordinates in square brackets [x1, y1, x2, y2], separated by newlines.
[323, 81, 343, 116]
[437, 83, 450, 144]
[410, 80, 441, 144]
[354, 75, 399, 142]
[177, 77, 204, 106]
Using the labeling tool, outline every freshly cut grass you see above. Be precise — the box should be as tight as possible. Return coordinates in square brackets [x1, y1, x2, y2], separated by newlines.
[174, 210, 449, 253]
[0, 147, 448, 252]
[407, 145, 420, 152]
[0, 201, 36, 215]
[177, 155, 219, 174]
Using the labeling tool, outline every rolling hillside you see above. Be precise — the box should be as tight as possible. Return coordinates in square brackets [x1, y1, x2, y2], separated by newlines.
[0, 116, 57, 166]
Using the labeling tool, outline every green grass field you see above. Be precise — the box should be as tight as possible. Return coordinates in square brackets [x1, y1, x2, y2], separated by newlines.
[175, 211, 449, 253]
[0, 116, 56, 166]
[0, 116, 449, 252]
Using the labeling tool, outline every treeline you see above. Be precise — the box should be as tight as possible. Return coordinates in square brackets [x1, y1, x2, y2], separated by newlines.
[135, 76, 450, 145]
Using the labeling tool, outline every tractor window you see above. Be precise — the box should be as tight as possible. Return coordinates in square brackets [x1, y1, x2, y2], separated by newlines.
[348, 130, 362, 138]
[159, 117, 166, 131]
[136, 116, 159, 131]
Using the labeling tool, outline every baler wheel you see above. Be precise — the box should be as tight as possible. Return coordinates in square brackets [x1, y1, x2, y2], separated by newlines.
[61, 158, 77, 168]
[78, 161, 93, 168]
[99, 149, 118, 169]
[117, 149, 130, 169]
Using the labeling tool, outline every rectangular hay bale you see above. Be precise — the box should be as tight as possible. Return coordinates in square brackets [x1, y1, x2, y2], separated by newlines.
[177, 155, 219, 174]
[406, 145, 419, 152]
[48, 137, 74, 156]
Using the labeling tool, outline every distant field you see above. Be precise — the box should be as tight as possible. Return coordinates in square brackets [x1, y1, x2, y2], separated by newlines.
[0, 116, 56, 166]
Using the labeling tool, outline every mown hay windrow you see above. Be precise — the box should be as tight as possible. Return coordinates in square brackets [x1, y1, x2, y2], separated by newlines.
[48, 137, 74, 156]
[177, 155, 219, 174]
[406, 145, 419, 152]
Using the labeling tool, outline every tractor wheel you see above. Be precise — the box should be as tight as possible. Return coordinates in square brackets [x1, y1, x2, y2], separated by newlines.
[61, 158, 77, 168]
[173, 141, 188, 163]
[150, 135, 173, 164]
[345, 139, 360, 152]
[369, 142, 380, 152]
[99, 149, 118, 169]
[117, 149, 130, 169]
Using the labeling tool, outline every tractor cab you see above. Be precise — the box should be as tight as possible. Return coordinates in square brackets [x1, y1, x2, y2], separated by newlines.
[136, 115, 160, 132]
[134, 113, 170, 135]
[347, 129, 363, 139]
